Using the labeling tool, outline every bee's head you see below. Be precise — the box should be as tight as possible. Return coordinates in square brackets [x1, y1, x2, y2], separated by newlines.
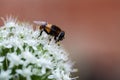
[40, 25, 46, 30]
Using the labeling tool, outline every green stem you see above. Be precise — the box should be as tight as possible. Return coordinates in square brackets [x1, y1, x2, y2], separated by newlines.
[5, 57, 8, 69]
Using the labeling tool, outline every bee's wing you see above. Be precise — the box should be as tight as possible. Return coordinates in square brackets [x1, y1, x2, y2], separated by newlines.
[33, 21, 47, 25]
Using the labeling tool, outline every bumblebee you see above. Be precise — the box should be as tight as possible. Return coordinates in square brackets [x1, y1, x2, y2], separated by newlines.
[33, 21, 65, 43]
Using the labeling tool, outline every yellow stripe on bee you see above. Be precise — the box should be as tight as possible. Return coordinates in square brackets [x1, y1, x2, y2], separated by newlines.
[46, 24, 52, 28]
[45, 24, 52, 33]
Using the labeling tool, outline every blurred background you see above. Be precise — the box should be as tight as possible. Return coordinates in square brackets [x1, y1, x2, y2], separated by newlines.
[0, 0, 120, 80]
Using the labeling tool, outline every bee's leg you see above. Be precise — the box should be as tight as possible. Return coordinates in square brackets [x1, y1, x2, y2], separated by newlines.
[54, 36, 58, 43]
[40, 29, 44, 36]
[38, 29, 43, 37]
[48, 37, 51, 45]
[54, 37, 60, 45]
[55, 40, 58, 43]
[48, 36, 51, 41]
[49, 38, 51, 42]
[54, 36, 57, 43]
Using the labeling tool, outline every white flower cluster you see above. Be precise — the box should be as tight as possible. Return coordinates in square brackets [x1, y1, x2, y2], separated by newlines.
[0, 17, 77, 80]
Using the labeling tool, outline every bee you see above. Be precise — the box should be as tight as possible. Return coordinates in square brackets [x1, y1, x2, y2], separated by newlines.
[33, 21, 65, 43]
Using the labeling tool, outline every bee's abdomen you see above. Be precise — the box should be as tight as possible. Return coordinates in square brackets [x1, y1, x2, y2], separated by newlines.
[50, 25, 61, 36]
